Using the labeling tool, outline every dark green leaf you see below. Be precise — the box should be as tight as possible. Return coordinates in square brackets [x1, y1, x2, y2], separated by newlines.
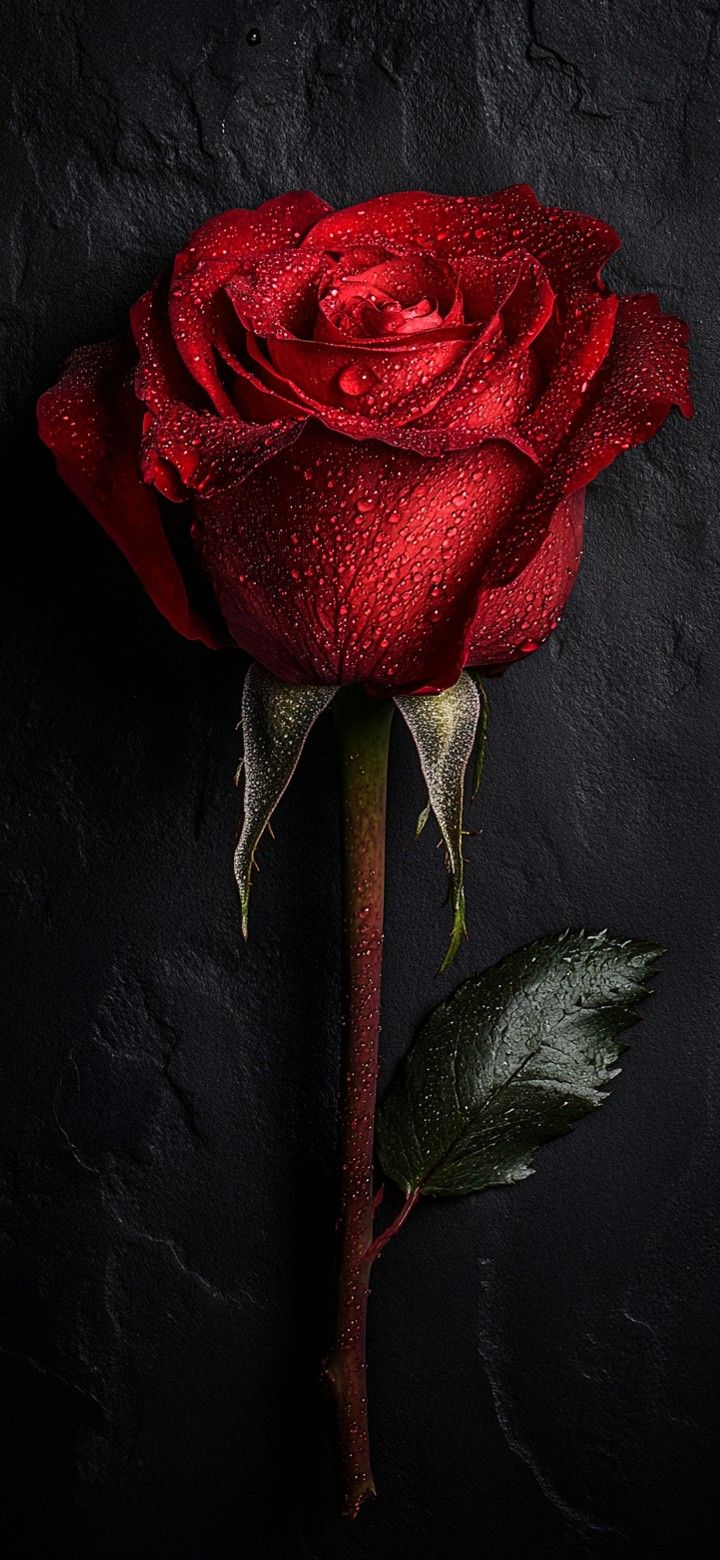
[395, 672, 481, 971]
[377, 931, 662, 1197]
[234, 663, 336, 935]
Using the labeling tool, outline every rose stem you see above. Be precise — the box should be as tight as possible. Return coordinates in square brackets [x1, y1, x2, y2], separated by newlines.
[322, 685, 394, 1519]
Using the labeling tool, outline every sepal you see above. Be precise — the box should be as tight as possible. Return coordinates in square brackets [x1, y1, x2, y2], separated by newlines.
[395, 672, 481, 971]
[235, 663, 336, 935]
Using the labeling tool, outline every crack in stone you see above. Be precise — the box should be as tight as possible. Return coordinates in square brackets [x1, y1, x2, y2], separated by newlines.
[52, 972, 212, 1172]
[477, 1261, 623, 1539]
[525, 0, 614, 118]
[105, 1205, 263, 1314]
[52, 1051, 101, 1175]
[480, 1347, 623, 1537]
[622, 1303, 662, 1346]
[0, 1341, 106, 1417]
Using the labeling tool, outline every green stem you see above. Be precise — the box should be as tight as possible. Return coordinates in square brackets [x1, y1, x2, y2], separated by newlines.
[322, 687, 394, 1519]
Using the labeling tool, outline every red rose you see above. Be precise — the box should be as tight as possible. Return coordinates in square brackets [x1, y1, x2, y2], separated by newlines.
[38, 187, 691, 692]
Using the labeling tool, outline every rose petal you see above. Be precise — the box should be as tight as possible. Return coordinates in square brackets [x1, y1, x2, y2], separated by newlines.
[168, 192, 332, 414]
[131, 275, 206, 414]
[318, 251, 459, 338]
[237, 314, 541, 458]
[485, 194, 621, 292]
[227, 243, 459, 348]
[168, 257, 244, 417]
[226, 247, 331, 340]
[467, 490, 585, 667]
[314, 243, 465, 342]
[193, 423, 535, 691]
[551, 294, 694, 490]
[457, 250, 554, 344]
[37, 337, 222, 646]
[407, 350, 541, 446]
[142, 403, 307, 500]
[265, 331, 470, 412]
[306, 186, 620, 289]
[520, 290, 619, 458]
[232, 245, 552, 443]
[173, 191, 332, 276]
[476, 294, 692, 595]
[306, 188, 540, 260]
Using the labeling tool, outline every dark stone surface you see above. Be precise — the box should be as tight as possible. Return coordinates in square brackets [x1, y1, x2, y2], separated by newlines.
[1, 2, 718, 1555]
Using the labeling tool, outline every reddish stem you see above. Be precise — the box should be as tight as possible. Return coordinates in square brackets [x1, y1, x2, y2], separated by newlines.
[322, 688, 394, 1519]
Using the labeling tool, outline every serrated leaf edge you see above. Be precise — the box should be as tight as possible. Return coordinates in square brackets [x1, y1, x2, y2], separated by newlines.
[377, 929, 663, 1198]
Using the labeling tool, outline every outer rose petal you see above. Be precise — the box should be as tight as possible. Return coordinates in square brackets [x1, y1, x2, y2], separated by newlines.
[173, 192, 332, 276]
[480, 293, 693, 597]
[306, 187, 620, 290]
[549, 295, 693, 493]
[141, 402, 306, 500]
[467, 491, 585, 668]
[193, 424, 536, 691]
[130, 275, 205, 415]
[37, 338, 222, 646]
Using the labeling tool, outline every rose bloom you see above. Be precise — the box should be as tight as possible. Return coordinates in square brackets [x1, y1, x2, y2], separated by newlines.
[38, 188, 692, 692]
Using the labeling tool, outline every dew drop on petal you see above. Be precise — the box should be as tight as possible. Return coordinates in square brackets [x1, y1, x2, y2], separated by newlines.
[336, 364, 379, 397]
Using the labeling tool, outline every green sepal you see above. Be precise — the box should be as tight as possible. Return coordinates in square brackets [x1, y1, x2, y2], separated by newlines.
[470, 676, 489, 801]
[395, 672, 481, 971]
[377, 930, 662, 1198]
[234, 663, 336, 936]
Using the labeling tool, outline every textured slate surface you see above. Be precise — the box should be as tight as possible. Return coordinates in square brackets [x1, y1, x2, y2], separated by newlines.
[1, 2, 718, 1556]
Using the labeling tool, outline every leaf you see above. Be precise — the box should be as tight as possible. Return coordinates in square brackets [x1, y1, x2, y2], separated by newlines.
[377, 930, 662, 1197]
[234, 663, 336, 936]
[395, 672, 481, 972]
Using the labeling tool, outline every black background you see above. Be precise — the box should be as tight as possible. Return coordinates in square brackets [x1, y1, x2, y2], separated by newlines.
[2, 2, 718, 1556]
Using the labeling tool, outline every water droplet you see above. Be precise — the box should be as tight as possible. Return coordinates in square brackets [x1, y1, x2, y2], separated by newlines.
[336, 364, 379, 397]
